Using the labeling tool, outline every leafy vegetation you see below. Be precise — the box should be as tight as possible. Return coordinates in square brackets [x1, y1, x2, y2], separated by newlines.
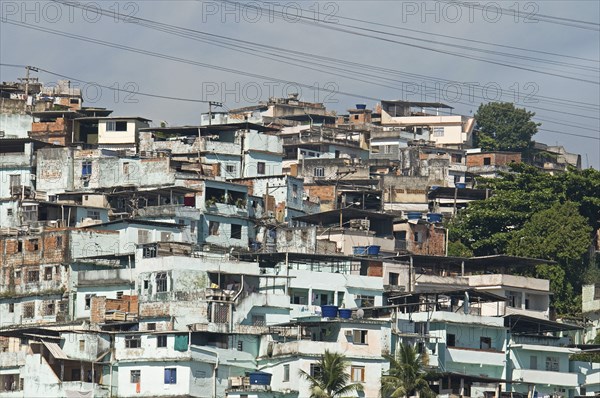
[298, 350, 364, 398]
[381, 344, 436, 398]
[473, 102, 540, 151]
[449, 164, 600, 315]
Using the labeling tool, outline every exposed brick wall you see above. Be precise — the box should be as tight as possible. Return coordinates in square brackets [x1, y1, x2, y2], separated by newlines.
[466, 152, 521, 167]
[367, 261, 383, 277]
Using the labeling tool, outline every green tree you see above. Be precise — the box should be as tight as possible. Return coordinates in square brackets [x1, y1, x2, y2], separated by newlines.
[381, 344, 436, 398]
[299, 350, 364, 398]
[449, 165, 600, 314]
[506, 202, 592, 314]
[473, 102, 540, 151]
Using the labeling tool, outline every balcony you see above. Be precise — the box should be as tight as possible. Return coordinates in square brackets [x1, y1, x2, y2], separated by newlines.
[447, 347, 504, 367]
[511, 369, 578, 387]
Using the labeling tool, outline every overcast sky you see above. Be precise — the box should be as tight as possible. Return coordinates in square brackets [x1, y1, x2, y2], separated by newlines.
[1, 0, 599, 168]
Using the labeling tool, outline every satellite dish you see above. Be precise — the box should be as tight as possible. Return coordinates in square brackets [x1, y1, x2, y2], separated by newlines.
[356, 309, 364, 319]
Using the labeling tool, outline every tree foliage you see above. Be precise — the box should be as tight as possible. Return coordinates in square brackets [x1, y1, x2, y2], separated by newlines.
[473, 102, 540, 151]
[299, 350, 363, 398]
[449, 164, 600, 315]
[381, 344, 436, 398]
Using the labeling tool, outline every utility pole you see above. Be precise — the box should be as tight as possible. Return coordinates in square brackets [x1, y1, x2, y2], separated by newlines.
[22, 66, 39, 110]
[208, 101, 223, 126]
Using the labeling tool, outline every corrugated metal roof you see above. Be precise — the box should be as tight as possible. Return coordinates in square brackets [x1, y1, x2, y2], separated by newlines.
[42, 341, 69, 360]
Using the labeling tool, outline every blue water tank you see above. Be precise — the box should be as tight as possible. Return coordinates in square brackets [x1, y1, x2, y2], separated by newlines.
[321, 305, 339, 318]
[367, 245, 381, 255]
[339, 309, 352, 319]
[355, 104, 367, 110]
[455, 183, 466, 189]
[427, 213, 443, 223]
[353, 246, 367, 256]
[406, 212, 422, 220]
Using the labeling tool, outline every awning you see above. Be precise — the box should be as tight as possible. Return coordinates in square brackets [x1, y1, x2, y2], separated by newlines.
[42, 341, 69, 360]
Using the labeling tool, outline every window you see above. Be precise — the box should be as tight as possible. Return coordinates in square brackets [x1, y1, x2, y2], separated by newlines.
[82, 161, 92, 176]
[8, 303, 14, 313]
[138, 230, 150, 244]
[190, 221, 196, 233]
[352, 330, 368, 344]
[350, 366, 365, 382]
[480, 337, 492, 350]
[226, 164, 236, 175]
[545, 356, 559, 372]
[44, 267, 53, 281]
[142, 245, 157, 259]
[164, 368, 177, 384]
[230, 224, 242, 239]
[282, 364, 290, 382]
[43, 301, 55, 316]
[123, 162, 130, 175]
[9, 174, 21, 188]
[130, 370, 141, 384]
[14, 270, 21, 279]
[106, 121, 128, 131]
[433, 127, 445, 137]
[257, 162, 266, 175]
[147, 323, 156, 331]
[116, 291, 124, 299]
[357, 295, 374, 307]
[252, 315, 266, 326]
[237, 340, 243, 351]
[79, 340, 85, 351]
[23, 303, 34, 319]
[156, 272, 168, 293]
[507, 291, 522, 308]
[209, 221, 220, 236]
[292, 184, 298, 199]
[530, 355, 538, 370]
[388, 272, 399, 285]
[354, 115, 359, 120]
[447, 334, 456, 347]
[17, 242, 22, 253]
[87, 210, 101, 220]
[27, 270, 39, 283]
[22, 205, 38, 223]
[414, 232, 423, 243]
[56, 236, 62, 247]
[7, 209, 13, 216]
[309, 363, 322, 378]
[313, 167, 325, 177]
[157, 335, 167, 348]
[30, 239, 39, 251]
[125, 335, 141, 349]
[594, 283, 600, 300]
[84, 294, 95, 310]
[70, 98, 80, 105]
[483, 157, 491, 165]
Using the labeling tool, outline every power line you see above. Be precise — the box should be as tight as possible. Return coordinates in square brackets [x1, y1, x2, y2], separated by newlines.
[218, 0, 600, 84]
[5, 19, 600, 129]
[3, 62, 598, 141]
[44, 0, 600, 115]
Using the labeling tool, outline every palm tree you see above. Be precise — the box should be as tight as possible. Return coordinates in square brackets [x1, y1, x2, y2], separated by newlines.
[381, 343, 436, 398]
[299, 350, 364, 398]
